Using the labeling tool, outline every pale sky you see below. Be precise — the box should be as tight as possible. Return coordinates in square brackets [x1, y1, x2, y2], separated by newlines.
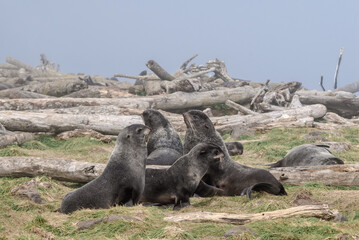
[1, 0, 358, 91]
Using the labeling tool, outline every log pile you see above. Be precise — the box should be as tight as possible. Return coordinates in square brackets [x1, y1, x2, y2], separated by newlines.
[0, 54, 358, 143]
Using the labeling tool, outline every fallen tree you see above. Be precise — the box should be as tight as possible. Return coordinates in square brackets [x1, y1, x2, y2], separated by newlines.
[270, 164, 359, 186]
[299, 94, 359, 118]
[2, 157, 359, 187]
[0, 104, 327, 135]
[164, 204, 338, 224]
[0, 86, 258, 111]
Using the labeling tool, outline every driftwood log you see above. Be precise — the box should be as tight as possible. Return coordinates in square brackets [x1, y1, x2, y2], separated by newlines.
[299, 95, 359, 118]
[2, 157, 359, 187]
[164, 205, 338, 224]
[0, 104, 327, 135]
[270, 164, 359, 186]
[146, 60, 175, 81]
[0, 86, 258, 111]
[334, 81, 359, 93]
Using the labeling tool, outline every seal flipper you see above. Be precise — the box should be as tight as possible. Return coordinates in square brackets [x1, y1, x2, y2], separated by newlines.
[241, 182, 287, 199]
[195, 180, 224, 197]
[266, 159, 284, 169]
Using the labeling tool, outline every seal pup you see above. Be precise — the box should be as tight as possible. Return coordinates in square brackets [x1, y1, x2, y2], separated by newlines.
[142, 109, 183, 165]
[268, 144, 344, 168]
[60, 124, 150, 214]
[140, 143, 224, 210]
[183, 110, 287, 199]
[225, 141, 244, 156]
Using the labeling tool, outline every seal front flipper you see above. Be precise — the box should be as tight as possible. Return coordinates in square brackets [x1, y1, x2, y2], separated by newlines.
[195, 180, 224, 197]
[173, 198, 191, 211]
[241, 182, 287, 199]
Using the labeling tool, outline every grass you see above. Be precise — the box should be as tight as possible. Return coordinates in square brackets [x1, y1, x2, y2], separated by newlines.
[0, 126, 358, 239]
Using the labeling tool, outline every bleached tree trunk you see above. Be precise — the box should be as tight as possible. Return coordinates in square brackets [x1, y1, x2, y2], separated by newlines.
[334, 81, 359, 93]
[164, 205, 338, 224]
[299, 95, 359, 118]
[0, 104, 327, 135]
[1, 157, 358, 187]
[0, 86, 258, 111]
[269, 164, 359, 186]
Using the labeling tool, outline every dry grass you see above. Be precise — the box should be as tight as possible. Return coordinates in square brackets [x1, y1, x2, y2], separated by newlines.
[0, 126, 358, 239]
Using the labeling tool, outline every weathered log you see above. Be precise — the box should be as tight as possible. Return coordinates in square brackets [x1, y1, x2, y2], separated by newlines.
[0, 111, 143, 135]
[0, 63, 18, 70]
[0, 104, 326, 135]
[0, 86, 258, 111]
[0, 157, 105, 183]
[0, 89, 53, 99]
[2, 156, 358, 188]
[333, 48, 344, 89]
[62, 86, 134, 98]
[299, 95, 359, 118]
[225, 100, 258, 115]
[6, 57, 41, 75]
[215, 104, 327, 134]
[178, 54, 198, 72]
[164, 205, 338, 224]
[20, 79, 88, 97]
[250, 79, 270, 111]
[113, 73, 159, 81]
[146, 60, 175, 80]
[0, 132, 34, 149]
[334, 81, 359, 93]
[270, 164, 359, 186]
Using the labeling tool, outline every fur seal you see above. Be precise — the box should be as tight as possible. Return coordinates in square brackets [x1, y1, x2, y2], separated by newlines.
[183, 110, 287, 199]
[268, 144, 344, 168]
[60, 124, 150, 214]
[225, 141, 244, 156]
[142, 109, 183, 165]
[140, 143, 224, 210]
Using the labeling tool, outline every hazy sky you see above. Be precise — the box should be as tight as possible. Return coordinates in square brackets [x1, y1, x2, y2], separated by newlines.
[1, 0, 358, 91]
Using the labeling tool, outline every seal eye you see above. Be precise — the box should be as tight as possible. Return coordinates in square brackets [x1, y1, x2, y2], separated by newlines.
[137, 128, 143, 134]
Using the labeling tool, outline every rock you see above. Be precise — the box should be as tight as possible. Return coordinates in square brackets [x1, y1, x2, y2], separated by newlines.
[224, 226, 257, 238]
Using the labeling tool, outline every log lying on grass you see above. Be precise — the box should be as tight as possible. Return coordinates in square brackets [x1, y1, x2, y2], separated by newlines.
[0, 86, 258, 111]
[0, 157, 106, 183]
[164, 204, 338, 224]
[1, 157, 359, 187]
[0, 104, 327, 135]
[270, 164, 359, 186]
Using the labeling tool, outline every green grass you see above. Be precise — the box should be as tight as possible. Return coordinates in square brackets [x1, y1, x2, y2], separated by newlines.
[0, 127, 358, 239]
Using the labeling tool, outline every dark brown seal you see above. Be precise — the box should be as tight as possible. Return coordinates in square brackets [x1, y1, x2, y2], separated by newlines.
[60, 124, 150, 214]
[225, 141, 244, 156]
[140, 143, 224, 210]
[268, 144, 344, 168]
[183, 110, 287, 199]
[142, 109, 183, 165]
